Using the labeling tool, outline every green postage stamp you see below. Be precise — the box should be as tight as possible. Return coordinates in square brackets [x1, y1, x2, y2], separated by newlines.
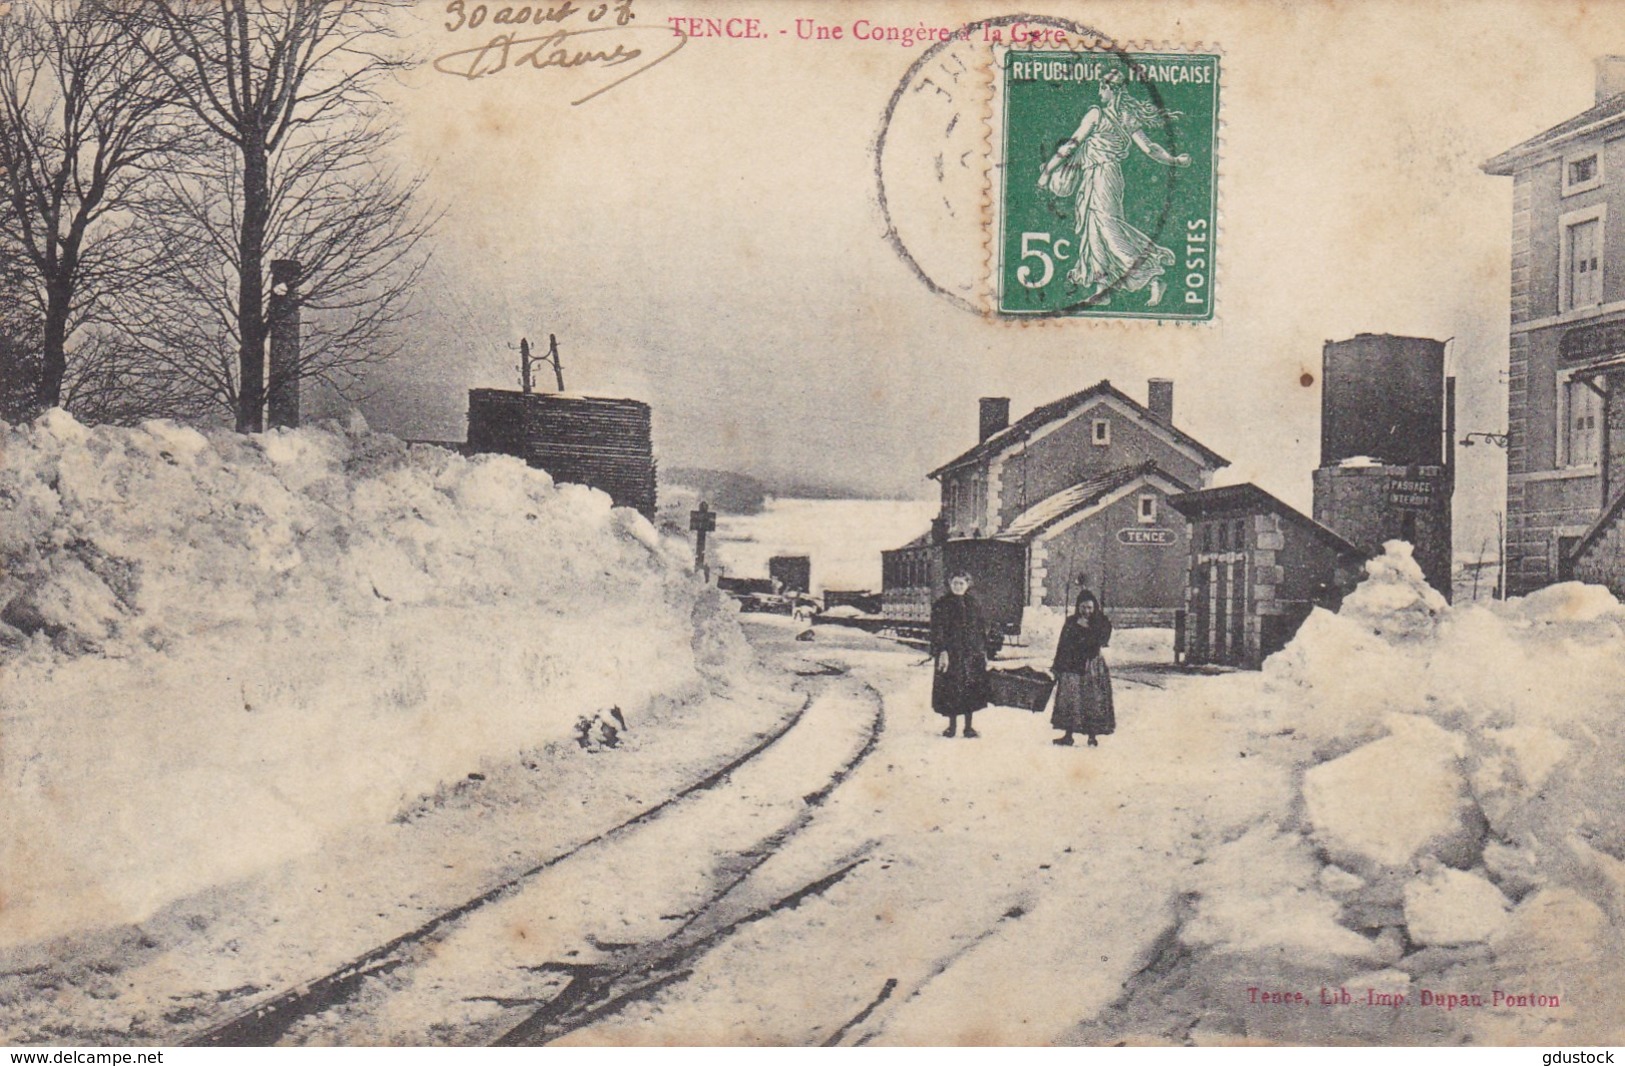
[994, 50, 1220, 321]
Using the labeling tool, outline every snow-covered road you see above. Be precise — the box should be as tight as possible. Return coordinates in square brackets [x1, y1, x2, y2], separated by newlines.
[547, 619, 1270, 1046]
[147, 616, 1263, 1047]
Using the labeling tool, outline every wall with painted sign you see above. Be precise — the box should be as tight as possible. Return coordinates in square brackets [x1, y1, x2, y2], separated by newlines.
[1029, 488, 1188, 622]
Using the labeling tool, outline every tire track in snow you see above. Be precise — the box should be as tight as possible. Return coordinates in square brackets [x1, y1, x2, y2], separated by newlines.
[186, 687, 820, 1047]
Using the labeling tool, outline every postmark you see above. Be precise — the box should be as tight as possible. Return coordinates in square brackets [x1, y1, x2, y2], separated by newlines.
[873, 18, 1220, 323]
[992, 48, 1220, 320]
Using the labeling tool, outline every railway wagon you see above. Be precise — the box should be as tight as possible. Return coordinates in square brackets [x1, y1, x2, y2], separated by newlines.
[878, 536, 1027, 644]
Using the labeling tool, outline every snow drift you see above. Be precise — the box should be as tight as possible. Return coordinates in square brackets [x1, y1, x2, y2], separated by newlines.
[0, 411, 748, 946]
[1178, 542, 1625, 1041]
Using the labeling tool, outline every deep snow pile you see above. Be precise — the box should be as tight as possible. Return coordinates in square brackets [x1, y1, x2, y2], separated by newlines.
[0, 411, 748, 947]
[1179, 542, 1625, 1041]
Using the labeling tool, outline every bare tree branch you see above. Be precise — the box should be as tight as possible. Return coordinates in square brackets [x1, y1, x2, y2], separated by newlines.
[125, 0, 428, 433]
[0, 0, 192, 410]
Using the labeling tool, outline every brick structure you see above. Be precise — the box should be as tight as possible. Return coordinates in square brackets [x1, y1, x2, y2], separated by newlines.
[1484, 57, 1625, 593]
[1168, 484, 1367, 669]
[1312, 461, 1453, 599]
[465, 388, 657, 518]
[922, 380, 1228, 625]
[1310, 334, 1454, 601]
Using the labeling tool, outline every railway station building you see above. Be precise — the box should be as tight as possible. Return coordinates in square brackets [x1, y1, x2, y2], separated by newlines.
[909, 380, 1230, 627]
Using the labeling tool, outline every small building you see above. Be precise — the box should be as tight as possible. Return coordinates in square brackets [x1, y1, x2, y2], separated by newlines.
[768, 554, 811, 594]
[1168, 484, 1367, 669]
[1311, 334, 1454, 600]
[717, 575, 774, 597]
[1484, 56, 1625, 596]
[922, 379, 1228, 625]
[465, 388, 657, 519]
[823, 589, 882, 613]
[880, 533, 1027, 635]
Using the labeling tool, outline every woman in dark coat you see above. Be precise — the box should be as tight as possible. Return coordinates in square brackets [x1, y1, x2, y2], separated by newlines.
[930, 571, 991, 739]
[1050, 589, 1115, 746]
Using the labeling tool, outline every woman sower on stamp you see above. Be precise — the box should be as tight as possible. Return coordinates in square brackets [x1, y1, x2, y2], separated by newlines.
[1036, 68, 1191, 306]
[930, 571, 991, 739]
[1050, 589, 1115, 747]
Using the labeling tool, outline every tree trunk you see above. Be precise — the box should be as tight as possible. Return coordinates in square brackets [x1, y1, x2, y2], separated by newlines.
[37, 277, 71, 409]
[236, 141, 270, 433]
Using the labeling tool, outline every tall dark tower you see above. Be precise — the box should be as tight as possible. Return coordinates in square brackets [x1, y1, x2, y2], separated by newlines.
[267, 260, 302, 430]
[1312, 334, 1455, 600]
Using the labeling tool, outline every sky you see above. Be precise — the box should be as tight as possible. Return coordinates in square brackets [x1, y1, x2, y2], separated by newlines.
[338, 0, 1625, 552]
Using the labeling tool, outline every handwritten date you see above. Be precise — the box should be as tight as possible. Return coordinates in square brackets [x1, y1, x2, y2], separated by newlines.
[443, 0, 634, 34]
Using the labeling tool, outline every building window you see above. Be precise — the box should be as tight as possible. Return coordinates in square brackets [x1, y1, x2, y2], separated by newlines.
[1561, 206, 1606, 310]
[1564, 150, 1603, 196]
[1560, 371, 1601, 468]
[1091, 419, 1111, 446]
[1137, 494, 1157, 524]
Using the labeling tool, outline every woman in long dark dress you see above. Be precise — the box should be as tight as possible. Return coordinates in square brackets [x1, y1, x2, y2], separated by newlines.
[930, 571, 991, 739]
[1050, 590, 1115, 747]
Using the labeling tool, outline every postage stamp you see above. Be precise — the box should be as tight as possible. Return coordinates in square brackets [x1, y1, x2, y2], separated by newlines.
[992, 49, 1221, 320]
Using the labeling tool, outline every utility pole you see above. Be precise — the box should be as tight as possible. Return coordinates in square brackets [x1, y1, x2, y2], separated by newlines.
[517, 334, 564, 393]
[546, 333, 565, 391]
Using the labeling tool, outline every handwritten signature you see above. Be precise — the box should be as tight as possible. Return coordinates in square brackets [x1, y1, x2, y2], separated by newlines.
[433, 25, 686, 105]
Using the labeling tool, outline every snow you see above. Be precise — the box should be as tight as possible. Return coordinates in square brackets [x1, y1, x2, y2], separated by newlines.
[5, 427, 1625, 1048]
[1148, 541, 1625, 1043]
[1303, 714, 1483, 873]
[0, 412, 750, 946]
[710, 497, 937, 592]
[1402, 867, 1511, 947]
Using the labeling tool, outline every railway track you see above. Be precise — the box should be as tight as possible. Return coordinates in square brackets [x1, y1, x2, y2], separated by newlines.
[188, 668, 886, 1047]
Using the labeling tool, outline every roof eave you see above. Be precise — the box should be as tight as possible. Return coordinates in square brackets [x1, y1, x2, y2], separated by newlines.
[1483, 103, 1625, 176]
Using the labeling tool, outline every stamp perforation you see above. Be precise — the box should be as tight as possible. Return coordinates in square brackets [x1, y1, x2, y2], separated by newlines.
[979, 36, 1227, 327]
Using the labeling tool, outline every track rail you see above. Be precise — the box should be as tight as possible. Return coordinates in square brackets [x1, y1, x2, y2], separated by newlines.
[187, 692, 817, 1047]
[494, 680, 887, 1046]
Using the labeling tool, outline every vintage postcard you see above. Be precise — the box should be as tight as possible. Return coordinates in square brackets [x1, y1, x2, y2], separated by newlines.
[2, 0, 1625, 1050]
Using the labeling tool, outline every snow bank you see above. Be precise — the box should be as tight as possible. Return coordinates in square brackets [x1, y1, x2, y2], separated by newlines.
[1181, 542, 1625, 1039]
[0, 412, 748, 945]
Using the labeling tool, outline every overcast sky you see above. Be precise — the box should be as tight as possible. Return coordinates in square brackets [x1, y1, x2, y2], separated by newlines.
[344, 0, 1625, 551]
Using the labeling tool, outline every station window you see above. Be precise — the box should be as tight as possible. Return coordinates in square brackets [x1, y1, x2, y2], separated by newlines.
[1561, 205, 1606, 310]
[1561, 371, 1601, 468]
[1138, 494, 1157, 524]
[1569, 218, 1602, 308]
[1091, 419, 1111, 446]
[1564, 150, 1603, 196]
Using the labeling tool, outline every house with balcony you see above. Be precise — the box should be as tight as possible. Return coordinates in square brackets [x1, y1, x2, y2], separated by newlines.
[1484, 56, 1625, 594]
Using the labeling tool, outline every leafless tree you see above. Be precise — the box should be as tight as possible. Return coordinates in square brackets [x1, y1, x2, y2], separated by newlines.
[0, 214, 45, 423]
[132, 0, 434, 433]
[0, 0, 190, 411]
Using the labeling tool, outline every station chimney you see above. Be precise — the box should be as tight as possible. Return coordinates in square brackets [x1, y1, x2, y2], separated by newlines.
[1147, 378, 1174, 425]
[979, 397, 1011, 442]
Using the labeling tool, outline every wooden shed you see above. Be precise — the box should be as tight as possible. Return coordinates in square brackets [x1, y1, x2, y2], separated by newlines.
[1167, 484, 1367, 669]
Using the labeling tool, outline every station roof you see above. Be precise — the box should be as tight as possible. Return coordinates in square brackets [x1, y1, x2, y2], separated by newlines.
[927, 380, 1228, 479]
[1166, 483, 1365, 558]
[1484, 92, 1625, 175]
[997, 461, 1191, 542]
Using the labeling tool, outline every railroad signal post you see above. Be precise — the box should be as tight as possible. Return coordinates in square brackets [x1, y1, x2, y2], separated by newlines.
[690, 501, 716, 580]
